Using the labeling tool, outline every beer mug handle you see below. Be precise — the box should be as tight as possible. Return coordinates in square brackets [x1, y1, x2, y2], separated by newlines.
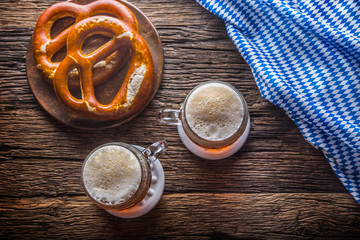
[156, 109, 181, 125]
[142, 140, 168, 163]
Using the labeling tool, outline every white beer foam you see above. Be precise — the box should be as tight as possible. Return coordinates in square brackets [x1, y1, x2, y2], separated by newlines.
[83, 145, 141, 205]
[185, 82, 244, 141]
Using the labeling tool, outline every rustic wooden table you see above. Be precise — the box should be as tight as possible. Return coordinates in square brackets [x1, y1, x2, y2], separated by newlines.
[1, 0, 360, 239]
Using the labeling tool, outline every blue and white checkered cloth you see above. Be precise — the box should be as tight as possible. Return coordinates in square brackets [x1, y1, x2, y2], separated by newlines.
[196, 0, 360, 203]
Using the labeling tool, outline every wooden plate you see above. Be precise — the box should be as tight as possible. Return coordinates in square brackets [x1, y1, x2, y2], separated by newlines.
[26, 0, 163, 129]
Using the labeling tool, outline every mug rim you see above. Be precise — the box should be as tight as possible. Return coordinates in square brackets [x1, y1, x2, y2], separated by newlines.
[81, 142, 152, 210]
[181, 80, 249, 149]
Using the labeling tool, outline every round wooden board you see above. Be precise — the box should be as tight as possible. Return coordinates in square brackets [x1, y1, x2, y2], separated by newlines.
[26, 0, 163, 129]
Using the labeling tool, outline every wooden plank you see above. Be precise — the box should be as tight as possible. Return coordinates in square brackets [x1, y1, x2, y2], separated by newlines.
[1, 193, 359, 239]
[0, 145, 345, 197]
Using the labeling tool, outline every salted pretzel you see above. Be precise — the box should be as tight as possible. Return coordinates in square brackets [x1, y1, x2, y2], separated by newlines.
[33, 0, 138, 89]
[53, 16, 155, 120]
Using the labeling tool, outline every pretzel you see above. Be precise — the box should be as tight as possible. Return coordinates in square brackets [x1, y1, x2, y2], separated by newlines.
[53, 16, 155, 120]
[33, 0, 138, 89]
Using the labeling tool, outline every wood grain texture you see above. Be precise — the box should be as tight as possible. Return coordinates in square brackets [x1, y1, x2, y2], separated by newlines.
[1, 194, 360, 239]
[1, 0, 360, 239]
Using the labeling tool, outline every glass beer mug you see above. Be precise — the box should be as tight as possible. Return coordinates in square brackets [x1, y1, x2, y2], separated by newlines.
[157, 81, 250, 160]
[81, 140, 167, 216]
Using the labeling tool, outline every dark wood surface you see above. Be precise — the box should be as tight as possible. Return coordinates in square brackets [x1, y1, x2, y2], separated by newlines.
[1, 0, 360, 239]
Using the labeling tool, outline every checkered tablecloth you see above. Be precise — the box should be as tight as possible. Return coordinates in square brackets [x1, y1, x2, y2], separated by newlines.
[196, 0, 360, 203]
